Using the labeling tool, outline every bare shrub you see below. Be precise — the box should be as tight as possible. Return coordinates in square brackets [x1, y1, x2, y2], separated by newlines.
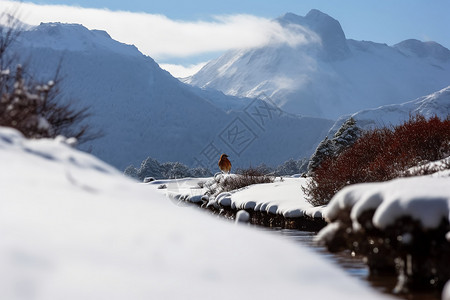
[304, 115, 450, 206]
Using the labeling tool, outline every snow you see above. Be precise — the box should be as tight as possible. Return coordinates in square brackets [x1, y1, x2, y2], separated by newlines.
[0, 126, 391, 299]
[444, 281, 450, 300]
[329, 85, 450, 136]
[324, 167, 450, 230]
[228, 178, 324, 218]
[20, 23, 141, 57]
[187, 10, 450, 119]
[235, 210, 250, 223]
[150, 176, 325, 219]
[10, 22, 333, 170]
[315, 221, 341, 244]
[36, 116, 50, 131]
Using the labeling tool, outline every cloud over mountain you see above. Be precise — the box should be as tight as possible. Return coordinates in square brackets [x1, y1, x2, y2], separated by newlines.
[0, 1, 317, 59]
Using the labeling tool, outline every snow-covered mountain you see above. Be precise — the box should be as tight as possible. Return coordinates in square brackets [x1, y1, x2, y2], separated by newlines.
[328, 85, 450, 135]
[10, 22, 333, 170]
[186, 9, 450, 119]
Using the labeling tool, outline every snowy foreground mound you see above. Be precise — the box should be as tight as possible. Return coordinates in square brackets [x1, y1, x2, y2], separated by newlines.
[0, 127, 390, 299]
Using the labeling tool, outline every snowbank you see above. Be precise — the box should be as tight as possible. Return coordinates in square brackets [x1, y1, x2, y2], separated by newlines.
[0, 127, 389, 299]
[324, 169, 450, 230]
[150, 176, 325, 219]
[223, 178, 324, 219]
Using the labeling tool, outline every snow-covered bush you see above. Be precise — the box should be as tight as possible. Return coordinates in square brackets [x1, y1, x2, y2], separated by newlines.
[307, 117, 360, 174]
[304, 115, 450, 206]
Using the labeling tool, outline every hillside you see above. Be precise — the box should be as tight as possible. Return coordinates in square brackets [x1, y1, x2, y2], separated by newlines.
[186, 10, 450, 119]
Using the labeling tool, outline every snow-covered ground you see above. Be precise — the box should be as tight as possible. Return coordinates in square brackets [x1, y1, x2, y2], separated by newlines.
[0, 127, 391, 299]
[148, 176, 324, 219]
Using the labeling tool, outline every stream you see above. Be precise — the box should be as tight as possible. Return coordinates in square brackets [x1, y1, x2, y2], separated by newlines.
[265, 228, 442, 300]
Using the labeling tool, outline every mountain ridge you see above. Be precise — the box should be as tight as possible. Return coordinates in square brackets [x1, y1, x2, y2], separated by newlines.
[187, 9, 450, 119]
[328, 85, 450, 136]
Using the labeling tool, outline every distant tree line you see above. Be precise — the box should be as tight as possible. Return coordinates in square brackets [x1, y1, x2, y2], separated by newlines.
[124, 157, 309, 181]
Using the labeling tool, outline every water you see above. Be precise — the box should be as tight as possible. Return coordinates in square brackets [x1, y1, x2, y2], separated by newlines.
[265, 228, 442, 300]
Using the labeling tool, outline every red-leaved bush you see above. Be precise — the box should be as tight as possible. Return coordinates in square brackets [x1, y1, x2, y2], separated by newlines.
[304, 115, 450, 206]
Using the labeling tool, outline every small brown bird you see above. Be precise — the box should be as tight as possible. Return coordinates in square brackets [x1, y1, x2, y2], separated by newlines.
[218, 154, 232, 174]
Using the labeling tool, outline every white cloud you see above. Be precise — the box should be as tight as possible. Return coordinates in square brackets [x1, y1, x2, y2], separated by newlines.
[0, 0, 319, 76]
[159, 62, 208, 78]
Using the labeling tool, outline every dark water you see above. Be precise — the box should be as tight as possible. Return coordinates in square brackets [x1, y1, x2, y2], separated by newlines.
[265, 228, 442, 300]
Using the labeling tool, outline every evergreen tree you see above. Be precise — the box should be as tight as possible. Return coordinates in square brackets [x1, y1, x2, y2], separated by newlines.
[307, 117, 361, 175]
[190, 167, 213, 178]
[307, 137, 334, 174]
[138, 157, 162, 180]
[274, 158, 308, 176]
[124, 165, 139, 179]
[254, 163, 273, 175]
[275, 158, 298, 175]
[333, 117, 361, 153]
[162, 162, 191, 179]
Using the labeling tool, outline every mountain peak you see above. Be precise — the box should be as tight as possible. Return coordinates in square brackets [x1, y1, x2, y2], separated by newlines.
[303, 9, 349, 60]
[278, 9, 334, 25]
[305, 9, 333, 20]
[277, 10, 349, 60]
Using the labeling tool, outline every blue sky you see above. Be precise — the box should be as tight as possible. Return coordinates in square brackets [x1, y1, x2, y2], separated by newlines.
[1, 0, 449, 77]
